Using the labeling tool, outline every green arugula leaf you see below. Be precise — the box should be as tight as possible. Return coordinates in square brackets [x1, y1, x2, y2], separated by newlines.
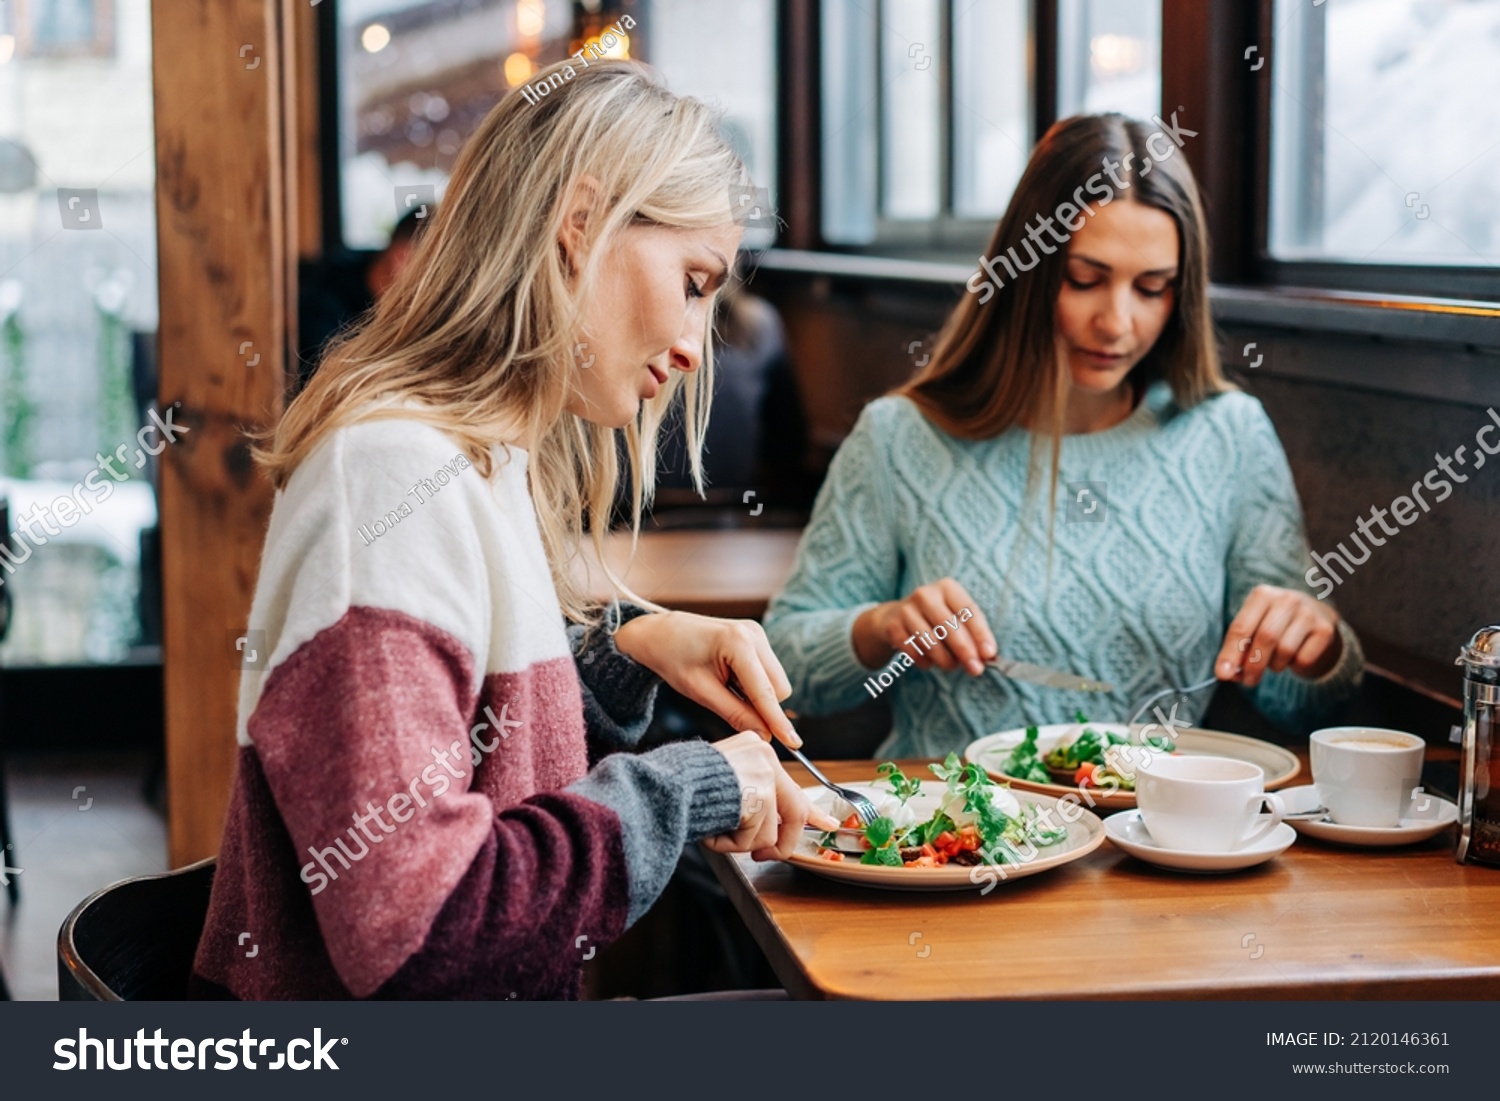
[863, 815, 895, 849]
[1001, 728, 1050, 784]
[928, 752, 963, 782]
[948, 761, 1014, 856]
[1024, 804, 1069, 846]
[911, 811, 957, 847]
[858, 815, 905, 866]
[876, 761, 922, 804]
[1046, 727, 1111, 770]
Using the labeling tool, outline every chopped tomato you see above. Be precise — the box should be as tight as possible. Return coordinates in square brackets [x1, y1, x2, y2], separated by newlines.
[818, 849, 844, 862]
[841, 813, 863, 829]
[957, 826, 981, 851]
[1074, 763, 1100, 787]
[930, 829, 965, 860]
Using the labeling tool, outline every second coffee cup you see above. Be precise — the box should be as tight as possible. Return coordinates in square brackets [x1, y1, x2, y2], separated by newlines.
[1135, 754, 1285, 853]
[1310, 727, 1425, 828]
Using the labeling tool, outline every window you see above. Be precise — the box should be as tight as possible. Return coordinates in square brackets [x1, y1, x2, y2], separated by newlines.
[641, 0, 778, 249]
[1055, 0, 1161, 120]
[880, 0, 942, 221]
[336, 0, 577, 249]
[952, 0, 1030, 220]
[0, 0, 155, 665]
[820, 0, 878, 244]
[819, 0, 1163, 252]
[334, 0, 775, 250]
[821, 0, 1031, 248]
[1269, 0, 1500, 267]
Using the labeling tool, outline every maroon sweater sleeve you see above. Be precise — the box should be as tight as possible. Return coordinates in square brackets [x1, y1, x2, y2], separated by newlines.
[249, 606, 632, 999]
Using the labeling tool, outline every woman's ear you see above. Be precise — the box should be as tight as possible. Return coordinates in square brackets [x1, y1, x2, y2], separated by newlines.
[557, 175, 604, 274]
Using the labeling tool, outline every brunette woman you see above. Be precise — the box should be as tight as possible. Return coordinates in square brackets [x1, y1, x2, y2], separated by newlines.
[764, 114, 1362, 758]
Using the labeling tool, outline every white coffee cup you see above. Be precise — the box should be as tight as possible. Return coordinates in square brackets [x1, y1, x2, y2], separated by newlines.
[1310, 727, 1425, 828]
[1134, 755, 1285, 852]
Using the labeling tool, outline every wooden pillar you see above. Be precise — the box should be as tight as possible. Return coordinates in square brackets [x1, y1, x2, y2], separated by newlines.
[152, 0, 299, 865]
[776, 0, 820, 251]
[1160, 0, 1259, 284]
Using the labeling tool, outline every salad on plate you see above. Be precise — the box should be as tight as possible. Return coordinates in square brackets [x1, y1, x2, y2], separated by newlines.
[1002, 712, 1175, 791]
[814, 754, 1069, 867]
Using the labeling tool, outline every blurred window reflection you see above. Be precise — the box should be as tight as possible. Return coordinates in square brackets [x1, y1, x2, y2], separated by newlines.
[336, 0, 564, 249]
[1270, 0, 1500, 265]
[0, 0, 156, 666]
[1056, 0, 1161, 121]
[644, 0, 777, 248]
[952, 0, 1029, 220]
[880, 0, 941, 221]
[822, 0, 1031, 248]
[337, 0, 777, 250]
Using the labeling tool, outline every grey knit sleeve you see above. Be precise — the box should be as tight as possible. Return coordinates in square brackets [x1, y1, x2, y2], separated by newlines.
[565, 738, 743, 925]
[568, 601, 662, 755]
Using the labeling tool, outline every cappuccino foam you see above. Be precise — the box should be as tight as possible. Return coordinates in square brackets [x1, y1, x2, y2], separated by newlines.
[1331, 736, 1416, 751]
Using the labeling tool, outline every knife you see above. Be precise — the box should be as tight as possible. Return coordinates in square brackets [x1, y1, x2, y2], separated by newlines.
[988, 656, 1113, 693]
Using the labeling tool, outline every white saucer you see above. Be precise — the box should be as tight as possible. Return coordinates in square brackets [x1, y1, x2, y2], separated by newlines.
[1104, 811, 1296, 872]
[1281, 784, 1459, 847]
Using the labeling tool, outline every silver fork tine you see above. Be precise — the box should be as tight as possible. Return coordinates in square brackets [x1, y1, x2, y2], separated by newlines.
[1126, 674, 1224, 729]
[786, 746, 880, 824]
[848, 792, 880, 827]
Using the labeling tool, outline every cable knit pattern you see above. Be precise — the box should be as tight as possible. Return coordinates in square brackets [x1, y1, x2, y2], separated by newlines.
[763, 384, 1364, 759]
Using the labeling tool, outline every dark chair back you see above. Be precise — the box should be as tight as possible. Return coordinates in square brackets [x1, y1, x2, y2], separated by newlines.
[57, 858, 215, 1000]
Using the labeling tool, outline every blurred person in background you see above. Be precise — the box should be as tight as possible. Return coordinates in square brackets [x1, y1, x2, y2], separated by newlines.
[648, 269, 809, 515]
[295, 205, 435, 392]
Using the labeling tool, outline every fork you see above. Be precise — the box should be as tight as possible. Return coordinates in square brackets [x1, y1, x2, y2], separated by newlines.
[1125, 674, 1226, 730]
[783, 744, 881, 827]
[740, 696, 882, 827]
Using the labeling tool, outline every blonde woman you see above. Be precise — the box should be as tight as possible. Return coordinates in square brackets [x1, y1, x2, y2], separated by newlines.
[192, 61, 834, 1002]
[764, 114, 1363, 758]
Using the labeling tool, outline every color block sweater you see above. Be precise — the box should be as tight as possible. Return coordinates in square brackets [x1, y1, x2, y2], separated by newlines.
[763, 385, 1364, 759]
[191, 418, 743, 1000]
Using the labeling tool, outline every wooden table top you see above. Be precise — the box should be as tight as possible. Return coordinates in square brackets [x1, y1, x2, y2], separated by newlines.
[572, 528, 802, 620]
[707, 757, 1500, 1001]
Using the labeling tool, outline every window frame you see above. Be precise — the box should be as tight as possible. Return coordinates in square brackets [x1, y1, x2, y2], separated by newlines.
[787, 0, 1500, 303]
[310, 0, 1500, 306]
[1244, 0, 1500, 301]
[812, 0, 1043, 256]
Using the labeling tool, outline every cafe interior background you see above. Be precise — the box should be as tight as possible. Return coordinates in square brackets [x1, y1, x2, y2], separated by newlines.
[0, 0, 1496, 1000]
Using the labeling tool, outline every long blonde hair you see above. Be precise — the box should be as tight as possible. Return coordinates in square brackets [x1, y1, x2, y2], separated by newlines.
[260, 61, 746, 622]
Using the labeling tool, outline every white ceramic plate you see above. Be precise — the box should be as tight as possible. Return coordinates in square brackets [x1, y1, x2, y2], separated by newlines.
[965, 723, 1302, 812]
[786, 782, 1105, 892]
[1280, 784, 1459, 847]
[1104, 810, 1296, 872]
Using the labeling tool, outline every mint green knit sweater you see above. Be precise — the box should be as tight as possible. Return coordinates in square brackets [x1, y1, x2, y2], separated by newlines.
[763, 383, 1364, 759]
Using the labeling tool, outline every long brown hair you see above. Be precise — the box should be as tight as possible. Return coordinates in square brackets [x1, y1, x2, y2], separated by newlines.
[258, 60, 745, 622]
[898, 113, 1228, 446]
